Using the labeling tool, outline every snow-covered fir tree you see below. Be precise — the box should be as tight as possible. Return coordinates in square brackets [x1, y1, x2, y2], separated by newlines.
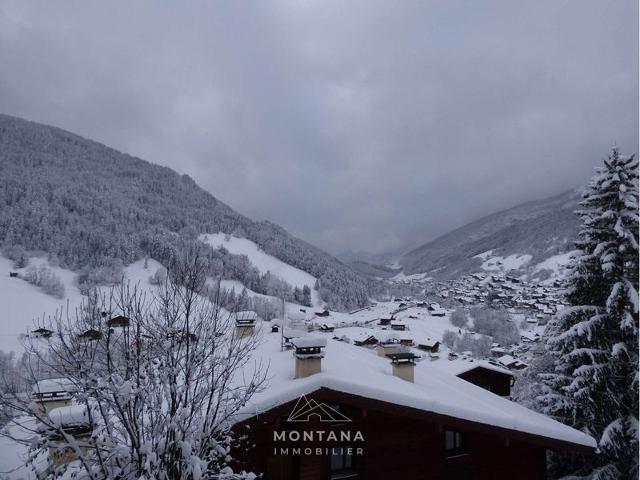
[538, 147, 639, 479]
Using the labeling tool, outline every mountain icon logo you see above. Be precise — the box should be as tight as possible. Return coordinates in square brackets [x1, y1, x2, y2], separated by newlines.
[286, 395, 352, 423]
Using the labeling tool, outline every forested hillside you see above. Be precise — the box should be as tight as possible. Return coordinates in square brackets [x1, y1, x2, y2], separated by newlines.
[400, 190, 582, 279]
[0, 114, 368, 310]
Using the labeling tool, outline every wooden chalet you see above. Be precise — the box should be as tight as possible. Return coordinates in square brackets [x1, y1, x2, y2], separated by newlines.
[353, 333, 378, 347]
[78, 329, 102, 341]
[417, 339, 440, 353]
[389, 320, 407, 331]
[455, 364, 513, 397]
[231, 337, 595, 480]
[107, 315, 130, 328]
[319, 322, 336, 333]
[32, 328, 53, 339]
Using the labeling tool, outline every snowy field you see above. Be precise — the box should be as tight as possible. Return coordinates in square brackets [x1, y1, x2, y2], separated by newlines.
[0, 257, 165, 354]
[199, 233, 320, 306]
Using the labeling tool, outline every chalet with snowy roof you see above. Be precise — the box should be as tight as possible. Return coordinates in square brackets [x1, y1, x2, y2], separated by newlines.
[425, 359, 514, 397]
[417, 338, 440, 353]
[32, 327, 53, 339]
[231, 335, 595, 480]
[78, 329, 102, 341]
[389, 320, 407, 331]
[353, 333, 378, 347]
[398, 332, 414, 346]
[46, 405, 92, 465]
[32, 378, 77, 416]
[497, 354, 528, 370]
[107, 315, 130, 328]
[319, 322, 336, 333]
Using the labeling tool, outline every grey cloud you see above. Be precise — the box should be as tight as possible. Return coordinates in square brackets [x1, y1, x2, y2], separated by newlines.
[0, 0, 637, 255]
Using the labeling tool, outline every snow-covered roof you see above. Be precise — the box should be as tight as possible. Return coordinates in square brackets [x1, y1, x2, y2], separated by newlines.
[422, 357, 513, 377]
[290, 336, 327, 349]
[235, 311, 258, 322]
[418, 338, 439, 348]
[234, 335, 595, 450]
[48, 405, 89, 428]
[32, 378, 76, 395]
[497, 354, 518, 366]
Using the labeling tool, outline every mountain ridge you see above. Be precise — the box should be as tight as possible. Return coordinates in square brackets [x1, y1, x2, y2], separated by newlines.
[0, 113, 369, 310]
[399, 189, 582, 280]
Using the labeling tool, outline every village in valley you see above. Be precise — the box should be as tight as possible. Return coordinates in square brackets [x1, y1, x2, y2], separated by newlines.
[0, 1, 636, 476]
[0, 240, 596, 479]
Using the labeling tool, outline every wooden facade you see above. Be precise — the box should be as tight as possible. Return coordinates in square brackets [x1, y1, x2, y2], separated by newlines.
[233, 388, 590, 480]
[456, 366, 512, 397]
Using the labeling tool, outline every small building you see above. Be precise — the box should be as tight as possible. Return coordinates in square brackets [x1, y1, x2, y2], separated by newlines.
[497, 354, 527, 370]
[78, 329, 102, 341]
[353, 333, 378, 347]
[32, 328, 54, 339]
[9, 271, 18, 278]
[107, 315, 130, 328]
[315, 309, 331, 317]
[390, 320, 407, 331]
[32, 378, 76, 416]
[491, 346, 509, 358]
[319, 322, 335, 333]
[417, 338, 440, 353]
[47, 405, 92, 465]
[521, 331, 540, 343]
[456, 364, 513, 397]
[378, 316, 393, 326]
[398, 332, 414, 346]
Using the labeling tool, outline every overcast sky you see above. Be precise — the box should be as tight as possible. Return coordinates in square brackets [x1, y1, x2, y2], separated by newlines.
[0, 1, 637, 256]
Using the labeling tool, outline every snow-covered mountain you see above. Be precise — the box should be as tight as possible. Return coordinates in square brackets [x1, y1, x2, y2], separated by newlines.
[400, 190, 582, 281]
[0, 113, 368, 311]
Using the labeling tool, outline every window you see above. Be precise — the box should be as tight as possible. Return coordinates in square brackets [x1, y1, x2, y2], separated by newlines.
[330, 446, 357, 479]
[444, 430, 466, 456]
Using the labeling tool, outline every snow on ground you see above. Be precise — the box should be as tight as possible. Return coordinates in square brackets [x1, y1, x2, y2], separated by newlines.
[390, 271, 430, 282]
[0, 417, 42, 479]
[533, 250, 578, 279]
[474, 251, 533, 271]
[0, 256, 83, 354]
[199, 233, 320, 306]
[0, 256, 165, 355]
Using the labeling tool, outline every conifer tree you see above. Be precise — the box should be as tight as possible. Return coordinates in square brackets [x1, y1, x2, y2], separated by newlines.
[539, 147, 639, 479]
